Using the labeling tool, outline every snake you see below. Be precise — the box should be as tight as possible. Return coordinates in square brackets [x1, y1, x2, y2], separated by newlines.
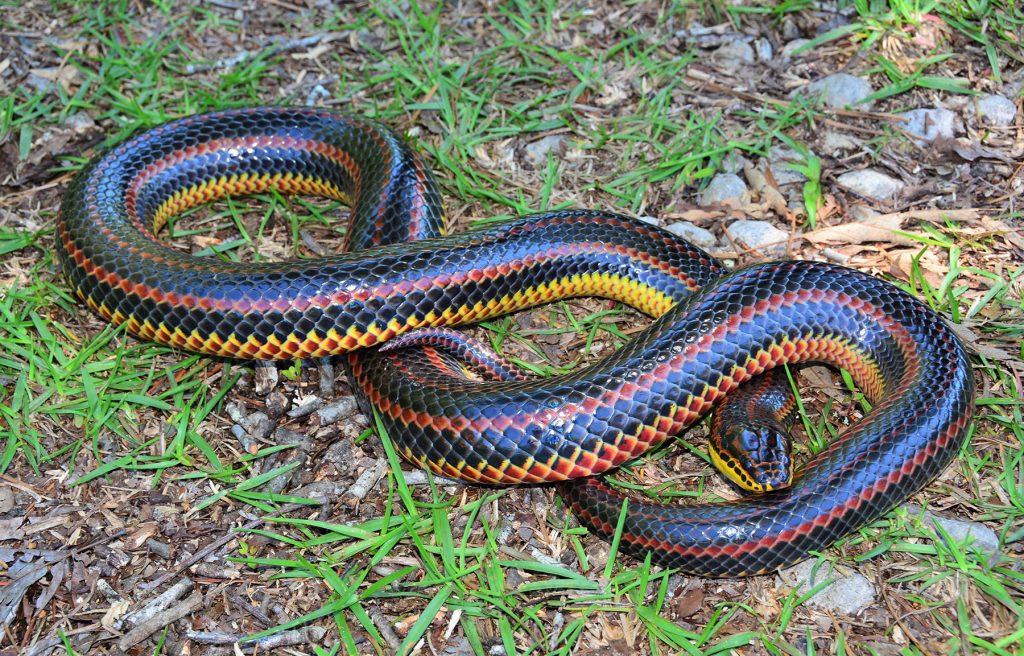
[56, 107, 975, 577]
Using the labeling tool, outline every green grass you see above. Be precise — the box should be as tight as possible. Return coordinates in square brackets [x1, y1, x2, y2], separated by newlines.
[2, 0, 1022, 654]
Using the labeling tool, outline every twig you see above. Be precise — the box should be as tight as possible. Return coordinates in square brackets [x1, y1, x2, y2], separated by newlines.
[117, 591, 204, 650]
[141, 504, 305, 592]
[146, 538, 172, 559]
[400, 470, 464, 487]
[229, 593, 273, 628]
[184, 34, 336, 74]
[122, 578, 193, 627]
[867, 208, 982, 225]
[368, 607, 402, 652]
[0, 473, 51, 501]
[685, 69, 908, 122]
[346, 458, 388, 500]
[187, 627, 328, 649]
[192, 561, 241, 579]
[316, 395, 357, 425]
[317, 357, 336, 397]
[288, 395, 322, 418]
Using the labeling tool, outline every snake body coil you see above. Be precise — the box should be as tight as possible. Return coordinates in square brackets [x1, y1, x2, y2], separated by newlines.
[58, 107, 975, 576]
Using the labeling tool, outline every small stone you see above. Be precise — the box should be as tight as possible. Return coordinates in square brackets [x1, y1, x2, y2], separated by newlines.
[903, 504, 1000, 562]
[976, 94, 1017, 127]
[781, 17, 801, 41]
[665, 222, 717, 250]
[780, 38, 811, 60]
[801, 73, 875, 110]
[754, 38, 773, 62]
[26, 70, 58, 92]
[152, 505, 181, 523]
[720, 151, 749, 174]
[836, 169, 904, 201]
[820, 130, 861, 154]
[847, 204, 879, 221]
[523, 135, 566, 168]
[0, 487, 13, 514]
[711, 41, 755, 74]
[698, 173, 748, 206]
[586, 19, 606, 36]
[767, 145, 813, 186]
[66, 111, 96, 134]
[728, 219, 787, 256]
[778, 559, 875, 615]
[899, 108, 957, 144]
[635, 215, 661, 227]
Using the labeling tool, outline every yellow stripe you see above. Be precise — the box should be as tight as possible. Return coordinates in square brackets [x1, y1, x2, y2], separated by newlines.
[150, 172, 348, 235]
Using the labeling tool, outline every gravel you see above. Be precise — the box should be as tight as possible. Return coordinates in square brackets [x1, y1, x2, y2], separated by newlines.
[899, 107, 957, 144]
[728, 219, 787, 256]
[777, 559, 875, 615]
[836, 169, 904, 201]
[903, 504, 1001, 563]
[976, 94, 1017, 127]
[800, 73, 875, 110]
[711, 41, 755, 74]
[697, 173, 748, 205]
[523, 134, 566, 168]
[665, 222, 717, 250]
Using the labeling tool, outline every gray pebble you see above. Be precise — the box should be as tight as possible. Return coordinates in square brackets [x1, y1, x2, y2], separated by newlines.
[635, 215, 661, 227]
[777, 559, 875, 615]
[720, 151, 749, 174]
[698, 173, 748, 205]
[801, 73, 875, 110]
[976, 94, 1017, 127]
[712, 41, 755, 74]
[728, 219, 787, 256]
[523, 134, 565, 168]
[26, 69, 60, 92]
[899, 107, 956, 144]
[665, 222, 717, 250]
[65, 111, 96, 134]
[754, 38, 773, 62]
[768, 145, 813, 186]
[903, 504, 1000, 562]
[780, 38, 811, 60]
[847, 204, 879, 221]
[836, 169, 904, 201]
[820, 130, 861, 154]
[781, 17, 801, 41]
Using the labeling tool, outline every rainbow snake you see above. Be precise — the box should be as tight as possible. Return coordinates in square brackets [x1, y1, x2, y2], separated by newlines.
[57, 107, 974, 577]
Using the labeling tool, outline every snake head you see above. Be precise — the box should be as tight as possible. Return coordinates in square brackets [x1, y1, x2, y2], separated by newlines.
[709, 422, 794, 493]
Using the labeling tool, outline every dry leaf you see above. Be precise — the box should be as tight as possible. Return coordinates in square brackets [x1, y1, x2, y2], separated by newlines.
[102, 599, 131, 628]
[948, 322, 1016, 362]
[937, 137, 1016, 164]
[804, 214, 920, 246]
[0, 516, 25, 540]
[889, 248, 945, 288]
[664, 208, 724, 223]
[674, 587, 704, 618]
[126, 523, 158, 550]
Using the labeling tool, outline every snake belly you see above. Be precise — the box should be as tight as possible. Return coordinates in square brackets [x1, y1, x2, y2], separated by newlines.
[57, 106, 975, 577]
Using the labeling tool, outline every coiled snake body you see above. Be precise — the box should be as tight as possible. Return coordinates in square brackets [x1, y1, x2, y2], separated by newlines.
[57, 107, 974, 576]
